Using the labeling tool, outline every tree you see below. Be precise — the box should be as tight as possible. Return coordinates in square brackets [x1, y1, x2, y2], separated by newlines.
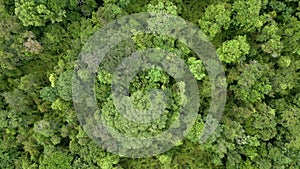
[256, 22, 283, 57]
[187, 57, 206, 80]
[199, 3, 232, 40]
[230, 61, 273, 103]
[56, 70, 73, 101]
[15, 0, 68, 26]
[39, 150, 73, 169]
[147, 0, 178, 16]
[217, 36, 250, 64]
[232, 0, 266, 33]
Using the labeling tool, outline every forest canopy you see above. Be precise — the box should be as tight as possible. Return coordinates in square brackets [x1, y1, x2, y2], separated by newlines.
[0, 0, 300, 168]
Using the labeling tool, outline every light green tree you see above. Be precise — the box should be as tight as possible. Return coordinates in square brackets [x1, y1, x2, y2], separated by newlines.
[232, 0, 265, 32]
[217, 36, 250, 64]
[199, 3, 231, 40]
[15, 0, 67, 26]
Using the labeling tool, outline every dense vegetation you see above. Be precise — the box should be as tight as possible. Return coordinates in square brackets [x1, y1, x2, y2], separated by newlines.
[1, 0, 300, 168]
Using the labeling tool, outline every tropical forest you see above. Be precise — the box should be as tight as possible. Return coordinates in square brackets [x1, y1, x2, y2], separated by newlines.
[0, 0, 300, 168]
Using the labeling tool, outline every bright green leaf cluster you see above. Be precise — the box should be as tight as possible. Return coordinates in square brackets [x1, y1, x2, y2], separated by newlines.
[217, 36, 250, 63]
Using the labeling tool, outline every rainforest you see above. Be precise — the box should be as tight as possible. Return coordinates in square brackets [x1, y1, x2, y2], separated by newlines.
[0, 0, 300, 168]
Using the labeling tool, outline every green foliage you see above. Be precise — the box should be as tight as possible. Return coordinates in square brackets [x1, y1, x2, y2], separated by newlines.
[199, 3, 231, 40]
[96, 69, 181, 139]
[33, 120, 55, 137]
[272, 64, 299, 95]
[232, 0, 265, 32]
[40, 87, 58, 103]
[15, 0, 68, 26]
[147, 0, 178, 15]
[79, 0, 98, 16]
[39, 150, 73, 169]
[243, 103, 277, 141]
[217, 36, 250, 63]
[187, 57, 206, 80]
[1, 0, 300, 168]
[231, 61, 273, 103]
[185, 115, 204, 142]
[97, 3, 128, 22]
[56, 70, 73, 101]
[104, 0, 131, 8]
